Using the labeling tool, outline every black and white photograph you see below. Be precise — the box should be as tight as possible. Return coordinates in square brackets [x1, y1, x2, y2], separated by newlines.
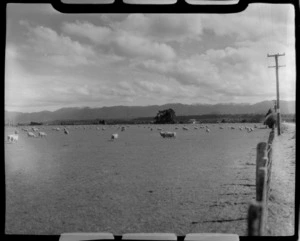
[4, 0, 296, 239]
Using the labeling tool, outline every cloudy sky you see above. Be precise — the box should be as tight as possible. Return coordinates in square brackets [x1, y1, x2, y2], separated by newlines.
[5, 3, 295, 112]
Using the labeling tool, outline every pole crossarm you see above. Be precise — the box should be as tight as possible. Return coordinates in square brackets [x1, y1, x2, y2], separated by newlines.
[267, 53, 285, 57]
[268, 65, 285, 68]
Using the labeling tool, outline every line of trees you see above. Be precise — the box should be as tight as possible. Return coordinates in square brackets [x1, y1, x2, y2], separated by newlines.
[13, 112, 295, 126]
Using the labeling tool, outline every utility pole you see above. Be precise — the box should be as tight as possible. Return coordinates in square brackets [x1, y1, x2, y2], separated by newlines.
[268, 53, 285, 135]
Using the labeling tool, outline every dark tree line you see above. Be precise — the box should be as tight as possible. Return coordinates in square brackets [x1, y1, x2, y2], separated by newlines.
[154, 108, 176, 124]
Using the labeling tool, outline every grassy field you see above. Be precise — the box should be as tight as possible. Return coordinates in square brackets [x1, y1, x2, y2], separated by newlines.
[5, 123, 270, 235]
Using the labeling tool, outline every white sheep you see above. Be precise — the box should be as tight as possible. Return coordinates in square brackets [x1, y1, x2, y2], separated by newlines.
[27, 132, 36, 138]
[160, 131, 176, 138]
[7, 134, 18, 142]
[247, 127, 254, 132]
[183, 127, 189, 130]
[111, 133, 118, 140]
[64, 128, 69, 135]
[38, 132, 47, 137]
[206, 128, 211, 133]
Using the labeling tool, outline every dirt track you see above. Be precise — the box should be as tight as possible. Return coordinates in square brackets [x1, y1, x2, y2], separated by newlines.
[266, 123, 296, 236]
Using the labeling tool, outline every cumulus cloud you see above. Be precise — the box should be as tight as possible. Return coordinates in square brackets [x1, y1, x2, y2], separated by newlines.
[20, 20, 96, 67]
[133, 31, 295, 102]
[5, 4, 295, 112]
[62, 21, 112, 44]
[62, 20, 176, 61]
[200, 4, 294, 45]
[111, 14, 203, 42]
[135, 56, 219, 87]
[116, 77, 199, 105]
[112, 33, 176, 60]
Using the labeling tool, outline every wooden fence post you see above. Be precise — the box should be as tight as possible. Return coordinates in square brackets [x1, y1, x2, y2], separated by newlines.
[267, 130, 274, 197]
[249, 131, 275, 236]
[248, 201, 264, 236]
[256, 142, 268, 202]
[257, 167, 267, 204]
[268, 129, 275, 145]
[267, 146, 273, 199]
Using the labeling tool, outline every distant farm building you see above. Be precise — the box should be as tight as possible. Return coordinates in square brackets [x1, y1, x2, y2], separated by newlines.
[188, 119, 197, 124]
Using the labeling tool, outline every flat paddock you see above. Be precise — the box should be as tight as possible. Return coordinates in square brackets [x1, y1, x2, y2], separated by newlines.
[5, 124, 269, 235]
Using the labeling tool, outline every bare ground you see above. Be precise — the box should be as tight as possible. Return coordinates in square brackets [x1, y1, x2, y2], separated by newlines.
[266, 123, 296, 236]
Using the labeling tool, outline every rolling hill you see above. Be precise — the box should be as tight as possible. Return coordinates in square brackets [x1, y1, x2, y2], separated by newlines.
[5, 100, 295, 124]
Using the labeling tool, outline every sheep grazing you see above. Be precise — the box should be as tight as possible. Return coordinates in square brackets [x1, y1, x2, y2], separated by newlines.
[247, 127, 254, 133]
[14, 130, 19, 134]
[7, 134, 19, 143]
[64, 128, 69, 135]
[121, 127, 126, 131]
[157, 128, 163, 131]
[27, 132, 36, 138]
[32, 127, 39, 132]
[38, 132, 47, 138]
[111, 133, 118, 140]
[160, 131, 176, 138]
[219, 126, 224, 129]
[183, 127, 189, 130]
[206, 128, 211, 133]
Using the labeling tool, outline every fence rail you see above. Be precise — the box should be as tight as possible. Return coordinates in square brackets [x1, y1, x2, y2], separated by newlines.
[248, 128, 275, 236]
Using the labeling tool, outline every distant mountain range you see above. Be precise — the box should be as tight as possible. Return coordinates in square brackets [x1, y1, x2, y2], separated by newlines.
[5, 100, 295, 124]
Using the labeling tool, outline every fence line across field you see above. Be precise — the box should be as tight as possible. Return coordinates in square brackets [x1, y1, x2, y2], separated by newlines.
[248, 128, 275, 236]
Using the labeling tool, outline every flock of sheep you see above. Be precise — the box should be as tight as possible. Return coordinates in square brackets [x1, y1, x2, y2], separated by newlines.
[6, 126, 70, 143]
[6, 123, 261, 144]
